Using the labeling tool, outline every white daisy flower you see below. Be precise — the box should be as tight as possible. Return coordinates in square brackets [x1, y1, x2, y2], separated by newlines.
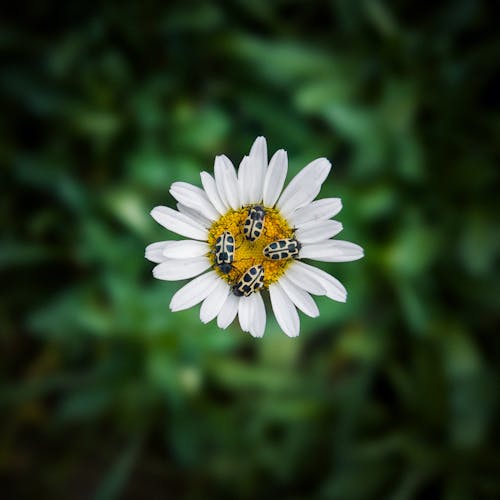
[146, 137, 364, 338]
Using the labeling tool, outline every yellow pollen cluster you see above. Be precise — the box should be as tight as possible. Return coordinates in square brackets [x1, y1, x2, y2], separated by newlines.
[207, 206, 294, 288]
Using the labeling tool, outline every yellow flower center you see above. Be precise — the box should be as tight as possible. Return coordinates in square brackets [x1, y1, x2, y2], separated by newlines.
[207, 206, 294, 288]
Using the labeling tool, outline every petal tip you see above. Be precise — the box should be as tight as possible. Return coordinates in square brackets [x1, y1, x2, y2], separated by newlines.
[249, 330, 264, 338]
[150, 206, 161, 218]
[152, 267, 163, 280]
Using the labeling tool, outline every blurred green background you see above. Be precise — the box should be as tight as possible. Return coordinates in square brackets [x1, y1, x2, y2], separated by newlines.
[2, 1, 499, 499]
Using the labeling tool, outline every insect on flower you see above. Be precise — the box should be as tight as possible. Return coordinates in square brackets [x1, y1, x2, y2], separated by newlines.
[263, 238, 301, 260]
[243, 205, 265, 242]
[232, 264, 265, 297]
[146, 136, 364, 338]
[213, 230, 235, 274]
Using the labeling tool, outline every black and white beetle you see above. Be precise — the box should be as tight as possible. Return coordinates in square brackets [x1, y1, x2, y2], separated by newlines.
[214, 231, 235, 274]
[232, 265, 265, 296]
[243, 205, 265, 242]
[263, 238, 301, 260]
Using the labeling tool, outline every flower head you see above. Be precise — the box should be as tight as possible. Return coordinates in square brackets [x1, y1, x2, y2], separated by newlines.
[146, 137, 363, 337]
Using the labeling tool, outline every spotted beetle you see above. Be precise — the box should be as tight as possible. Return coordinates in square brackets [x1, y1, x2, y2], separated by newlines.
[232, 265, 264, 297]
[214, 231, 235, 274]
[243, 205, 265, 242]
[263, 238, 301, 260]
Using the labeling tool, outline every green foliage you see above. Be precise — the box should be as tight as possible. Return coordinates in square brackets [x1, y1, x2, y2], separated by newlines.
[1, 1, 499, 499]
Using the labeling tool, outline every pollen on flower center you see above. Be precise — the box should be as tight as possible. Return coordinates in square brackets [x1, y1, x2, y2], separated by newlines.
[207, 206, 294, 288]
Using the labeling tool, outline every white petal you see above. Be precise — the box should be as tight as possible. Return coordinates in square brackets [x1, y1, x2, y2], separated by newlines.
[214, 155, 240, 210]
[285, 261, 327, 295]
[145, 241, 168, 263]
[249, 136, 268, 174]
[277, 158, 331, 217]
[295, 220, 343, 243]
[176, 204, 212, 229]
[169, 271, 219, 312]
[200, 171, 228, 215]
[288, 198, 342, 227]
[248, 293, 266, 338]
[291, 261, 347, 302]
[279, 275, 319, 318]
[300, 240, 364, 262]
[217, 293, 239, 329]
[170, 182, 220, 221]
[200, 278, 230, 323]
[213, 158, 229, 208]
[262, 149, 287, 207]
[153, 257, 211, 281]
[247, 136, 267, 203]
[162, 240, 209, 259]
[269, 283, 300, 337]
[237, 156, 252, 206]
[238, 295, 252, 332]
[150, 206, 207, 240]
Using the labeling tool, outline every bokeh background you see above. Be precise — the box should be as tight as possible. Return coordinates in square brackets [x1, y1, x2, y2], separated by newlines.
[2, 1, 499, 499]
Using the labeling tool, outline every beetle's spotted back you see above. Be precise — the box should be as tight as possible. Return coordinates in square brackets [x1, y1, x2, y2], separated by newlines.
[232, 265, 264, 296]
[263, 238, 301, 260]
[214, 231, 235, 274]
[243, 205, 265, 242]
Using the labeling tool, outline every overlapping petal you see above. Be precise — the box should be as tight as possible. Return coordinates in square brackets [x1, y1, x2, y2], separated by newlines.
[248, 293, 266, 338]
[145, 241, 169, 263]
[162, 240, 209, 259]
[263, 149, 287, 207]
[247, 136, 267, 203]
[285, 261, 327, 295]
[217, 293, 239, 329]
[277, 158, 331, 217]
[153, 257, 211, 281]
[176, 204, 212, 229]
[200, 279, 230, 323]
[238, 295, 252, 332]
[170, 182, 220, 221]
[269, 283, 300, 337]
[288, 198, 342, 227]
[214, 155, 240, 210]
[291, 261, 347, 302]
[237, 156, 252, 206]
[200, 171, 228, 215]
[145, 240, 208, 263]
[150, 206, 207, 240]
[170, 271, 220, 312]
[279, 275, 319, 317]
